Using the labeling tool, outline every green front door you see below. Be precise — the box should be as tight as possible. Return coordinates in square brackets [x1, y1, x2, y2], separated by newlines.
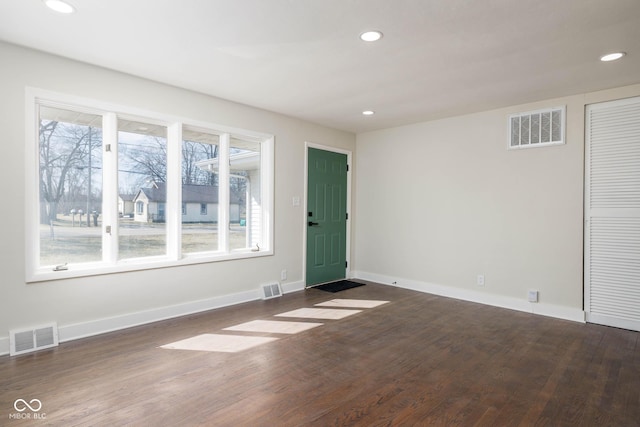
[306, 148, 348, 286]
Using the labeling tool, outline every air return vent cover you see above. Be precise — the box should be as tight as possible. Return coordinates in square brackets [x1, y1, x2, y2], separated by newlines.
[261, 283, 282, 300]
[9, 323, 59, 356]
[509, 106, 565, 149]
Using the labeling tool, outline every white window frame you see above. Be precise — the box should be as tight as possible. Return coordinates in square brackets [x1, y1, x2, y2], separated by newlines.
[508, 106, 566, 149]
[25, 88, 274, 282]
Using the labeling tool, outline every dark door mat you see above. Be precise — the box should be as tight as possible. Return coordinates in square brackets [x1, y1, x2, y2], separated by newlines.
[313, 280, 365, 293]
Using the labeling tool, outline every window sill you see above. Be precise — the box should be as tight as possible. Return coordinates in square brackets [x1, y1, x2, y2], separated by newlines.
[26, 249, 274, 283]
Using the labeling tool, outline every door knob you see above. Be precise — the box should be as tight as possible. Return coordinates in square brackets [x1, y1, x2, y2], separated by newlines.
[308, 221, 319, 226]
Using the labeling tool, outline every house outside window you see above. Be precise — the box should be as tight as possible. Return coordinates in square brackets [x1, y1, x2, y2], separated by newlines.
[200, 203, 207, 215]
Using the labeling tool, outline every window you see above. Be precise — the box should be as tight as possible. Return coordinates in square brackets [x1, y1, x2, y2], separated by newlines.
[181, 127, 220, 254]
[229, 137, 262, 251]
[118, 119, 167, 260]
[508, 106, 565, 149]
[27, 90, 274, 281]
[37, 106, 103, 266]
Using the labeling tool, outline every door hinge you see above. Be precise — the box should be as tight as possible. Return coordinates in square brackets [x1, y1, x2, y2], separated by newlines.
[345, 261, 348, 268]
[346, 213, 348, 220]
[346, 164, 349, 172]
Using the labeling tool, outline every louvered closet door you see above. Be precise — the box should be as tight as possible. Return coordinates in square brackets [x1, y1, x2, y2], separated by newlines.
[585, 96, 640, 331]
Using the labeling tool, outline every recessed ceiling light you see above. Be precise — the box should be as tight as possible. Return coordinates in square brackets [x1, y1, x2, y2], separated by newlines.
[360, 31, 383, 42]
[362, 110, 375, 116]
[600, 52, 626, 62]
[43, 0, 75, 14]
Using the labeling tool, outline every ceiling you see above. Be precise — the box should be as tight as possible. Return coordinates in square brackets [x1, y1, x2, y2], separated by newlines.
[1, 0, 639, 134]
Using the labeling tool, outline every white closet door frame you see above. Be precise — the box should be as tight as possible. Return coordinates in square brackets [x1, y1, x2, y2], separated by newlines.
[585, 96, 640, 332]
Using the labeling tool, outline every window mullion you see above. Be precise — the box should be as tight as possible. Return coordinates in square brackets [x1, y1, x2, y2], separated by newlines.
[102, 112, 118, 263]
[218, 133, 230, 252]
[166, 123, 182, 260]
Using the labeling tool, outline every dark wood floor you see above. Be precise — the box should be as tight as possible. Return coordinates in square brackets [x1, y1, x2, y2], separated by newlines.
[1, 282, 639, 426]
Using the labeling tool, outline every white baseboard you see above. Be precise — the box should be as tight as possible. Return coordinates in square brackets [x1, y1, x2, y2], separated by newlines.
[1, 273, 583, 356]
[0, 337, 8, 356]
[281, 279, 305, 294]
[352, 271, 585, 323]
[57, 289, 261, 344]
[0, 280, 306, 357]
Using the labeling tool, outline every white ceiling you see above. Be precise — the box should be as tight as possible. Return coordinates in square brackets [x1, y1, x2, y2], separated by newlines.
[1, 0, 639, 134]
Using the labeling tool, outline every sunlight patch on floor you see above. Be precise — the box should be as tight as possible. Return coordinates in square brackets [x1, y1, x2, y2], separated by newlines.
[223, 320, 323, 334]
[160, 334, 278, 353]
[315, 299, 389, 308]
[275, 308, 362, 320]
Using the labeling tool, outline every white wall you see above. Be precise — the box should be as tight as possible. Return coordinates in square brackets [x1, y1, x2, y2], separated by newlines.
[0, 41, 355, 355]
[3, 39, 638, 355]
[353, 83, 640, 321]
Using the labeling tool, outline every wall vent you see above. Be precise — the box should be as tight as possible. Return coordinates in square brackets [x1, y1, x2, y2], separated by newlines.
[508, 106, 565, 149]
[9, 323, 59, 356]
[261, 283, 282, 300]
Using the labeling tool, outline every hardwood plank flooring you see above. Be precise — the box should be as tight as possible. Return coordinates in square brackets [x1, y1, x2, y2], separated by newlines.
[1, 282, 639, 426]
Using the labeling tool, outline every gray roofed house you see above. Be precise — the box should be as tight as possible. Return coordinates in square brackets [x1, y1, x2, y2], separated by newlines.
[132, 181, 241, 223]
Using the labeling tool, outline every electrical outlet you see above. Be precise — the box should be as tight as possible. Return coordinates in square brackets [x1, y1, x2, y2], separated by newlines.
[281, 269, 287, 281]
[528, 290, 538, 303]
[477, 275, 485, 286]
